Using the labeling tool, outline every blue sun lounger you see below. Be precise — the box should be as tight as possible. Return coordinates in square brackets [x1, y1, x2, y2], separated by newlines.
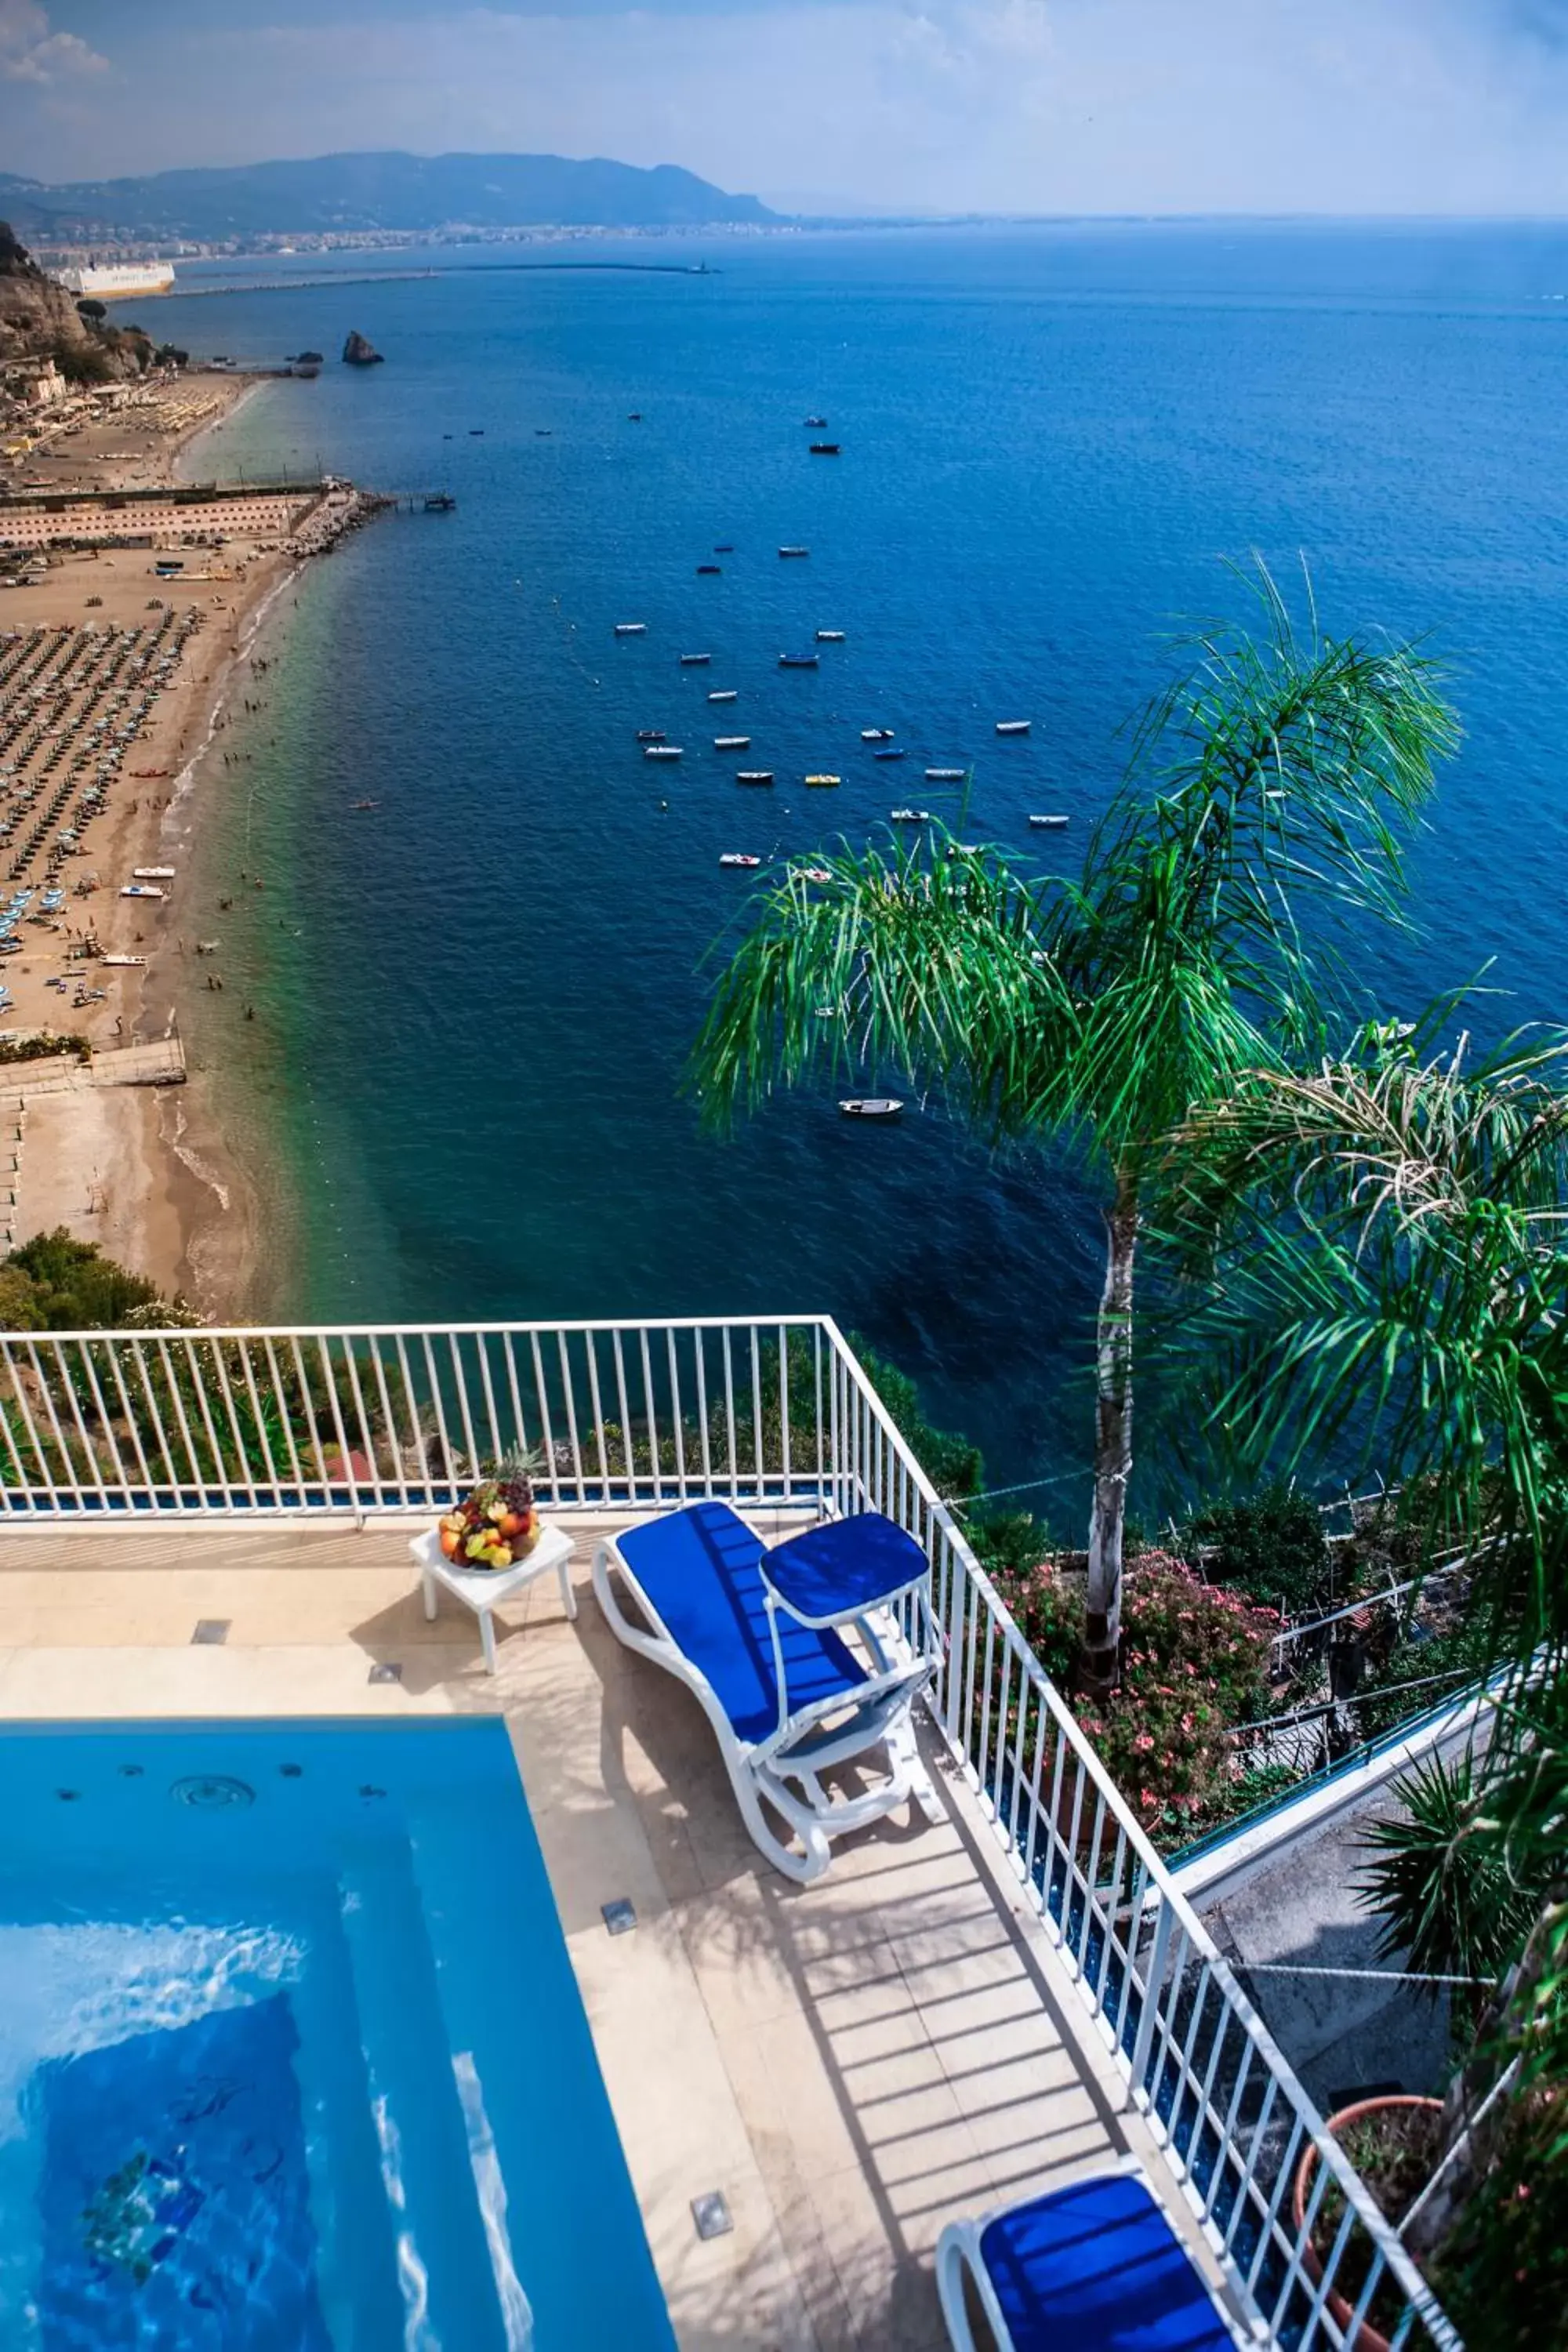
[593, 1501, 942, 1882]
[936, 2163, 1249, 2352]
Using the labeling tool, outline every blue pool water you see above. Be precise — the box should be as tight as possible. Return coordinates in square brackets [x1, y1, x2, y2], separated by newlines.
[0, 1719, 675, 2348]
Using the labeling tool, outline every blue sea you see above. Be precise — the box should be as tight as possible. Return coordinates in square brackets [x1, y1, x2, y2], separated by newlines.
[149, 223, 1568, 1512]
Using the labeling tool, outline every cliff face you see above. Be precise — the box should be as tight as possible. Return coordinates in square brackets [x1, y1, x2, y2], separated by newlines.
[0, 222, 150, 379]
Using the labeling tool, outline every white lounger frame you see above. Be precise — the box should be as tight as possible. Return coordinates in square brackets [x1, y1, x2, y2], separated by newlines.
[935, 2157, 1254, 2352]
[593, 1513, 944, 1883]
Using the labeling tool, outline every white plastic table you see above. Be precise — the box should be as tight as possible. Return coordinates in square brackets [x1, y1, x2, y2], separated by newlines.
[409, 1522, 577, 1672]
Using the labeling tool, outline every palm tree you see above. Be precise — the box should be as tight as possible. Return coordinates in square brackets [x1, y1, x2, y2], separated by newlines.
[688, 566, 1457, 1690]
[1169, 1029, 1568, 1660]
[1165, 1032, 1568, 2292]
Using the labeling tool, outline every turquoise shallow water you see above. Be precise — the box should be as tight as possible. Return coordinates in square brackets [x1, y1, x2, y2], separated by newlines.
[154, 223, 1568, 1503]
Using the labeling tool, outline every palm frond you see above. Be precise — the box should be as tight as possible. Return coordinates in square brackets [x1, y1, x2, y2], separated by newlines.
[1167, 1029, 1568, 1664]
[686, 833, 1078, 1131]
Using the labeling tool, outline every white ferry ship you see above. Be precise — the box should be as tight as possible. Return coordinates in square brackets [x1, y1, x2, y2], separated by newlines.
[55, 261, 176, 301]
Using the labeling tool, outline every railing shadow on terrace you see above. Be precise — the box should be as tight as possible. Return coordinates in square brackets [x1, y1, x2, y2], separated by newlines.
[0, 1317, 1459, 2351]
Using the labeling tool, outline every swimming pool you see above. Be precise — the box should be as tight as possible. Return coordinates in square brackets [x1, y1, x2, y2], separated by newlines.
[0, 1716, 677, 2348]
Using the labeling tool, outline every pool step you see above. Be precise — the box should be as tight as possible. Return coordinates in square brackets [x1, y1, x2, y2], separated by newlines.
[281, 1875, 410, 2346]
[338, 1834, 514, 2352]
[404, 1788, 671, 2346]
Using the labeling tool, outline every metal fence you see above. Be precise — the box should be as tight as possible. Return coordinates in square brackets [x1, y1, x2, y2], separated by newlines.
[0, 1315, 1458, 2348]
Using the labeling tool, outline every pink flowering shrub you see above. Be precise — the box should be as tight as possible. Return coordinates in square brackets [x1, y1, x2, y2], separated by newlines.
[988, 1547, 1277, 1846]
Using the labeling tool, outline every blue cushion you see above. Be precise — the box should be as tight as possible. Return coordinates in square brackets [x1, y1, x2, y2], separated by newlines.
[978, 2172, 1235, 2352]
[616, 1502, 867, 1745]
[762, 1512, 929, 1623]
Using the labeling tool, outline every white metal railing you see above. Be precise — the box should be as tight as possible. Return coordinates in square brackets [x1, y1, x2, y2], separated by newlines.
[0, 1314, 1458, 2348]
[829, 1332, 1460, 2352]
[0, 1319, 833, 1523]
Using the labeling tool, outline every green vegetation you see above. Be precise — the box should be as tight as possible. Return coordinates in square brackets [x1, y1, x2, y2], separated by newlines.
[1168, 1026, 1568, 2318]
[989, 1544, 1276, 1838]
[689, 564, 1457, 1690]
[1178, 1478, 1330, 1614]
[0, 1229, 191, 1332]
[0, 1033, 89, 1067]
[47, 336, 116, 387]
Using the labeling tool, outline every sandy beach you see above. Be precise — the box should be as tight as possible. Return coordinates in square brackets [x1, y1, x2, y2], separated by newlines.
[0, 371, 367, 1315]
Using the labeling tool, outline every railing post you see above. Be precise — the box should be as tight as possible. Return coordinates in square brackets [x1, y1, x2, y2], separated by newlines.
[1130, 1898, 1175, 2093]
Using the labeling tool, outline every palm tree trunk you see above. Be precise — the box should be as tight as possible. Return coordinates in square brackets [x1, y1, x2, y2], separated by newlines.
[1082, 1169, 1138, 1696]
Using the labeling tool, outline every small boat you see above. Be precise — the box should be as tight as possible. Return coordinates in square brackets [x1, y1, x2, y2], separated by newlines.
[614, 622, 648, 637]
[469, 429, 485, 437]
[861, 728, 895, 742]
[995, 720, 1032, 736]
[805, 773, 841, 788]
[132, 866, 176, 880]
[816, 630, 847, 643]
[779, 653, 820, 669]
[804, 416, 827, 428]
[719, 852, 762, 869]
[708, 688, 739, 703]
[840, 1098, 904, 1120]
[644, 744, 684, 760]
[809, 441, 840, 455]
[927, 767, 967, 781]
[424, 494, 456, 512]
[100, 954, 147, 967]
[636, 728, 666, 743]
[120, 884, 164, 899]
[873, 747, 906, 762]
[889, 808, 931, 824]
[797, 866, 832, 884]
[713, 543, 735, 554]
[680, 652, 712, 666]
[736, 771, 775, 786]
[697, 564, 722, 575]
[946, 843, 980, 857]
[714, 735, 751, 750]
[1029, 813, 1069, 829]
[779, 546, 810, 558]
[352, 798, 379, 811]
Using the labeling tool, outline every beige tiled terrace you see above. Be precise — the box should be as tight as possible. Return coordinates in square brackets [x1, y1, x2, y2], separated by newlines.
[0, 1518, 1205, 2350]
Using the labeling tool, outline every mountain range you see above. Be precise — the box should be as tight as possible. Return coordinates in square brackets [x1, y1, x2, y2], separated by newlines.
[0, 152, 778, 244]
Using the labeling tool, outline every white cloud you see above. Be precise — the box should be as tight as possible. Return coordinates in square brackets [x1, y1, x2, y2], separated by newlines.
[0, 0, 107, 83]
[3, 0, 1568, 212]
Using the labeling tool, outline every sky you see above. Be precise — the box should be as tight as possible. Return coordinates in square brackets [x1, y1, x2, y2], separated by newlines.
[5, 0, 1568, 216]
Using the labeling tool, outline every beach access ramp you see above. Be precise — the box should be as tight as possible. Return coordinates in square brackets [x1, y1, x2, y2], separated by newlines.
[3, 1038, 187, 1097]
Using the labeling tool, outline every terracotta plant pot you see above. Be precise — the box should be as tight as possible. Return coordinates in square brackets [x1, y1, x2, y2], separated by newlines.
[1290, 2095, 1443, 2352]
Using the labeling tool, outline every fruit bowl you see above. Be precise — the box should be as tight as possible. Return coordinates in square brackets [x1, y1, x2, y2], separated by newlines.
[438, 1472, 541, 1572]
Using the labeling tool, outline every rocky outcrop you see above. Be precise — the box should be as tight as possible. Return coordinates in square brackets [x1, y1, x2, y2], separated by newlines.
[341, 331, 383, 366]
[0, 221, 151, 380]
